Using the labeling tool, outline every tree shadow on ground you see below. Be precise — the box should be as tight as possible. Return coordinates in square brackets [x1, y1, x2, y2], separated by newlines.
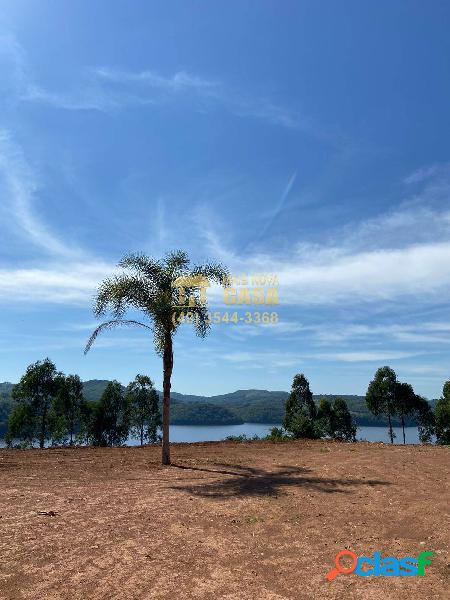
[170, 462, 391, 498]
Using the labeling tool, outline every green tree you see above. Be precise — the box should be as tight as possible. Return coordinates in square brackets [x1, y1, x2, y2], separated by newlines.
[5, 403, 35, 448]
[85, 251, 229, 464]
[316, 398, 335, 438]
[47, 403, 67, 446]
[414, 395, 435, 444]
[316, 397, 357, 441]
[8, 358, 59, 448]
[366, 366, 397, 444]
[77, 400, 97, 445]
[332, 398, 357, 442]
[265, 426, 287, 441]
[435, 381, 450, 445]
[126, 374, 161, 445]
[54, 374, 85, 445]
[90, 381, 130, 447]
[394, 382, 416, 445]
[283, 373, 319, 439]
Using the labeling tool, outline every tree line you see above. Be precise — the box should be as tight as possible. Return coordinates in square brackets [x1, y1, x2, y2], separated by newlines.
[365, 365, 449, 444]
[5, 361, 450, 448]
[270, 369, 449, 445]
[267, 373, 358, 442]
[6, 359, 161, 448]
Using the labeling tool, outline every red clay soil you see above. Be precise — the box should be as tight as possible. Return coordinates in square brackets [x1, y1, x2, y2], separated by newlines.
[0, 440, 449, 600]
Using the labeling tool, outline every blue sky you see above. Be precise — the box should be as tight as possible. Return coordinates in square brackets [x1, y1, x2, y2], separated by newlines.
[1, 1, 450, 398]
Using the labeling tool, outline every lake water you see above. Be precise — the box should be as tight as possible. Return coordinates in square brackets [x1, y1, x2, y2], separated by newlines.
[129, 424, 422, 445]
[0, 424, 422, 447]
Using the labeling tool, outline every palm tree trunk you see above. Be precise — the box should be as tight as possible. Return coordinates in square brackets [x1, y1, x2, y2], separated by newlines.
[388, 412, 394, 444]
[161, 331, 173, 465]
[401, 415, 406, 444]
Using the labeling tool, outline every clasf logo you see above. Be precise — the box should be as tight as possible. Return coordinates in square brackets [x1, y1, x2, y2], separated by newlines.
[326, 550, 433, 581]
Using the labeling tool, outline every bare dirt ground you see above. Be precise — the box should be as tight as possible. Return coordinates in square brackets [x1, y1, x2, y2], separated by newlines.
[0, 440, 448, 600]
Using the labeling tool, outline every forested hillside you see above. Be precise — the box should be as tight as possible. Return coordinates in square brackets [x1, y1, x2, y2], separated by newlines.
[0, 380, 435, 435]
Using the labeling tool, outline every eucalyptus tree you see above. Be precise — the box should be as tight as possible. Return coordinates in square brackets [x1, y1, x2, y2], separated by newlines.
[126, 374, 161, 445]
[332, 397, 357, 442]
[283, 373, 319, 439]
[366, 366, 397, 444]
[414, 395, 435, 444]
[316, 396, 356, 441]
[435, 381, 450, 445]
[316, 398, 335, 438]
[85, 251, 229, 464]
[55, 374, 85, 445]
[90, 380, 130, 447]
[394, 382, 416, 445]
[8, 358, 59, 448]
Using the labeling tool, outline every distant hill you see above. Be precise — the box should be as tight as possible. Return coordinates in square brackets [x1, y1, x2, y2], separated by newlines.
[81, 380, 113, 403]
[169, 389, 430, 426]
[0, 382, 13, 397]
[0, 380, 436, 434]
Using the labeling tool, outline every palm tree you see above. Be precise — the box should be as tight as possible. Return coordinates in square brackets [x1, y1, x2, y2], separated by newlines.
[84, 251, 229, 465]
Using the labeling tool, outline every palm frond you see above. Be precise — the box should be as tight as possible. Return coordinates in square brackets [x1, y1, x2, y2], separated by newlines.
[87, 251, 230, 356]
[152, 320, 168, 355]
[94, 274, 152, 318]
[190, 261, 230, 286]
[192, 304, 210, 338]
[118, 253, 164, 284]
[164, 250, 190, 277]
[84, 319, 152, 354]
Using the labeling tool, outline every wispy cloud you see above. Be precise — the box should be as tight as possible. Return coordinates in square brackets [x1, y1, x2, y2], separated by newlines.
[20, 68, 217, 114]
[2, 32, 450, 317]
[0, 262, 114, 303]
[222, 350, 302, 368]
[0, 123, 123, 307]
[22, 67, 204, 113]
[279, 240, 450, 304]
[221, 348, 420, 366]
[94, 67, 218, 93]
[0, 130, 82, 257]
[314, 350, 421, 362]
[0, 125, 116, 304]
[226, 96, 310, 131]
[0, 32, 328, 141]
[0, 33, 27, 96]
[22, 83, 124, 113]
[195, 167, 450, 307]
[201, 233, 450, 307]
[19, 62, 310, 131]
[299, 321, 450, 346]
[3, 150, 450, 311]
[403, 163, 449, 185]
